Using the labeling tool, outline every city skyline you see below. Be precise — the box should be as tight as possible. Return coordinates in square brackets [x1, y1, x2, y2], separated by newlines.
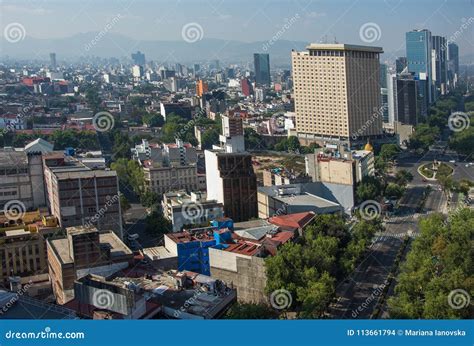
[1, 0, 473, 64]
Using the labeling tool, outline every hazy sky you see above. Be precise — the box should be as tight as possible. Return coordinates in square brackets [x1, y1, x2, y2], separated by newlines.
[2, 0, 473, 53]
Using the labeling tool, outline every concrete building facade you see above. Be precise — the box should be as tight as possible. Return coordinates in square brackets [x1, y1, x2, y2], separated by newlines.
[291, 44, 384, 146]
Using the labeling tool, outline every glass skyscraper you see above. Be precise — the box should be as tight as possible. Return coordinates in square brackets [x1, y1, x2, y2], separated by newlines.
[406, 29, 432, 116]
[253, 53, 271, 86]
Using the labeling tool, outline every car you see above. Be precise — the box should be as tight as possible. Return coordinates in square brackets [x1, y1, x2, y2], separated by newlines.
[449, 160, 456, 163]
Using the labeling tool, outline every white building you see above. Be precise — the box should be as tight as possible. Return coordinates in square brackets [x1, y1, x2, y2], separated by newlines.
[162, 191, 224, 232]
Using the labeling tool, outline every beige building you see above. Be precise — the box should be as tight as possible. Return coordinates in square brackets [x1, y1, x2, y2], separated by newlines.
[43, 153, 123, 239]
[144, 163, 199, 195]
[305, 149, 375, 186]
[291, 44, 384, 146]
[47, 226, 133, 304]
[0, 211, 60, 289]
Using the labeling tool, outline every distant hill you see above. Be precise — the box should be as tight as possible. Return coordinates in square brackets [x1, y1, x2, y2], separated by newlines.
[1, 32, 470, 66]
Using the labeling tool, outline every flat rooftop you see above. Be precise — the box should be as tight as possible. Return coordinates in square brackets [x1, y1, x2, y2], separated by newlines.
[305, 43, 383, 53]
[0, 290, 77, 319]
[0, 150, 27, 167]
[49, 231, 132, 265]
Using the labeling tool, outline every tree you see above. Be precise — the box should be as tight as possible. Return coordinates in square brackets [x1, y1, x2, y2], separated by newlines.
[265, 214, 375, 318]
[408, 124, 440, 150]
[385, 183, 405, 199]
[395, 170, 414, 186]
[388, 210, 473, 319]
[111, 158, 145, 196]
[142, 113, 164, 127]
[379, 144, 399, 161]
[356, 176, 383, 202]
[201, 128, 220, 149]
[144, 210, 172, 235]
[224, 303, 277, 319]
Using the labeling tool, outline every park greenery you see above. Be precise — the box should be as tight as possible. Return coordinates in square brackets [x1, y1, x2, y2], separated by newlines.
[388, 209, 473, 319]
[265, 214, 382, 318]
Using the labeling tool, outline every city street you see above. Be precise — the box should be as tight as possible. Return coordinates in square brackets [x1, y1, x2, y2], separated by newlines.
[328, 148, 453, 319]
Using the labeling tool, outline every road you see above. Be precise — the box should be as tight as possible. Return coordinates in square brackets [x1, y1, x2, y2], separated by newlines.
[328, 186, 424, 319]
[328, 149, 452, 319]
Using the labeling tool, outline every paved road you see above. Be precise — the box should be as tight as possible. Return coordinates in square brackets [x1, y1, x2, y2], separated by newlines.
[328, 186, 424, 319]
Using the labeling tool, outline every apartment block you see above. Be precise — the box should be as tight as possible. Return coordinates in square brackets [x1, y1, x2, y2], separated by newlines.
[0, 210, 61, 289]
[162, 191, 224, 232]
[43, 153, 123, 238]
[47, 226, 133, 304]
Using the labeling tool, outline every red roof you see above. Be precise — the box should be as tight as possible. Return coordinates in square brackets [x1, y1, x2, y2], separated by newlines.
[268, 212, 315, 232]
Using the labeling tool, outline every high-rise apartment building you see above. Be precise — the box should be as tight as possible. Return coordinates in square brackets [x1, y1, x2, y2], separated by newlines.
[291, 43, 383, 146]
[253, 53, 271, 86]
[205, 116, 257, 222]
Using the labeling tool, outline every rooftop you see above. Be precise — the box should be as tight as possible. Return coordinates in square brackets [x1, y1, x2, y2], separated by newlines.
[48, 230, 132, 265]
[0, 150, 27, 167]
[305, 43, 383, 53]
[0, 290, 76, 319]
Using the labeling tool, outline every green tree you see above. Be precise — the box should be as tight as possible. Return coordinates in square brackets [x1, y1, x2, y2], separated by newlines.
[356, 176, 383, 202]
[224, 303, 277, 319]
[388, 210, 473, 319]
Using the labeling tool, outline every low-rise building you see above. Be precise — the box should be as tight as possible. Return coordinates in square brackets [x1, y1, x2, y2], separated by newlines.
[0, 142, 50, 211]
[257, 182, 353, 218]
[262, 167, 311, 187]
[162, 191, 224, 232]
[305, 147, 374, 186]
[71, 270, 235, 320]
[209, 212, 314, 304]
[47, 226, 133, 305]
[0, 210, 61, 290]
[164, 227, 233, 276]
